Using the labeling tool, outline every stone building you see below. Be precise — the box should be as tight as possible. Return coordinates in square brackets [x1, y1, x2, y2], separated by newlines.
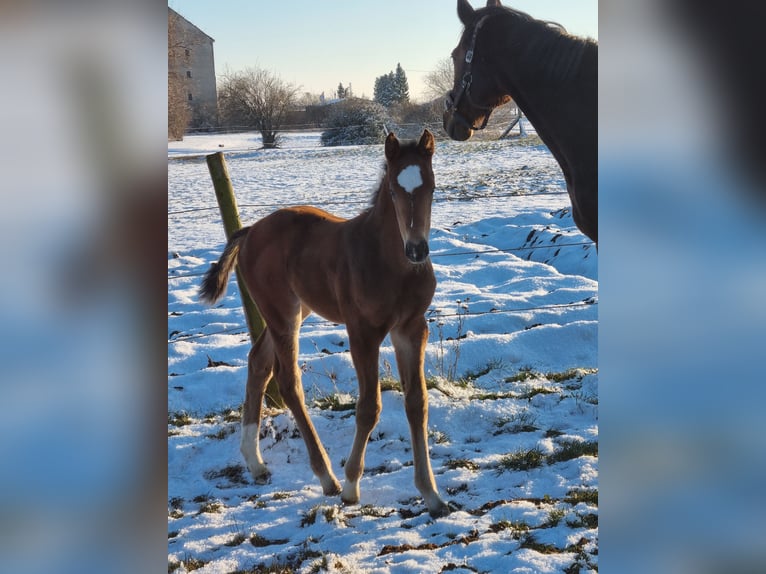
[168, 7, 217, 132]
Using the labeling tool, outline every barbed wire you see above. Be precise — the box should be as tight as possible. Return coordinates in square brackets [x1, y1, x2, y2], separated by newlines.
[167, 240, 593, 282]
[168, 189, 570, 217]
[167, 299, 597, 344]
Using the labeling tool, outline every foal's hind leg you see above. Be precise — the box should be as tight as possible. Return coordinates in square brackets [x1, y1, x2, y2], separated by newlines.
[240, 330, 275, 482]
[267, 304, 341, 496]
[391, 317, 450, 518]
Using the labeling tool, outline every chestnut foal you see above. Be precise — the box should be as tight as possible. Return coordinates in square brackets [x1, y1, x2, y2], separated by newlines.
[199, 130, 450, 517]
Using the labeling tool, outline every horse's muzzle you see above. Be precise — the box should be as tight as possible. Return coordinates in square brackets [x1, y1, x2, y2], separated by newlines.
[405, 239, 430, 263]
[443, 110, 473, 142]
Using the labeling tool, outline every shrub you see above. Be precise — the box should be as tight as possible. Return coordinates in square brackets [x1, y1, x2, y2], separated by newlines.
[321, 98, 392, 146]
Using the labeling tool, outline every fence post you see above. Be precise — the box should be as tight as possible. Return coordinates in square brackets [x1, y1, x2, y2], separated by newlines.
[205, 152, 284, 408]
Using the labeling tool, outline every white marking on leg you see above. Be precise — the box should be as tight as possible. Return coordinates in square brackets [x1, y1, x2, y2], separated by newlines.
[240, 422, 270, 480]
[341, 478, 360, 505]
[397, 164, 423, 194]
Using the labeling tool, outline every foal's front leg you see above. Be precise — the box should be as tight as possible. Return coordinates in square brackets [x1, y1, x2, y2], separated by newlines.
[391, 317, 451, 518]
[341, 329, 384, 506]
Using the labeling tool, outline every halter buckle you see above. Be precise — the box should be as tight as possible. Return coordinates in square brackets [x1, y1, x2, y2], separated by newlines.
[465, 49, 474, 64]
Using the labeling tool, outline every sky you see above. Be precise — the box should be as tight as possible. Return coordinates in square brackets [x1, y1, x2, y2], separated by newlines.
[169, 0, 598, 102]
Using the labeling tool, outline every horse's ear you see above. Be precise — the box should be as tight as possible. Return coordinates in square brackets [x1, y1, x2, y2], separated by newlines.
[418, 129, 435, 156]
[486, 0, 501, 7]
[458, 0, 475, 25]
[385, 132, 400, 160]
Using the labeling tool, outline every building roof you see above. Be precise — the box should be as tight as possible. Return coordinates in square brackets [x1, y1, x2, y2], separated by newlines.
[168, 7, 215, 43]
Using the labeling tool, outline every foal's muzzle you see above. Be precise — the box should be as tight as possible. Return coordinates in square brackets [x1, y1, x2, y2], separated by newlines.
[405, 239, 430, 263]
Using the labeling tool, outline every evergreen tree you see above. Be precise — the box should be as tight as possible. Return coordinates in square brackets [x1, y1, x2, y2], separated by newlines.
[393, 63, 410, 104]
[374, 65, 410, 107]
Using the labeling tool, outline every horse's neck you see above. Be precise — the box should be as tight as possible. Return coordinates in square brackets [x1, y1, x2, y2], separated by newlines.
[493, 18, 594, 168]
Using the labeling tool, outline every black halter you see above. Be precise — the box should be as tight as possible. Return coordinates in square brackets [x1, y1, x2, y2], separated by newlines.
[445, 15, 496, 131]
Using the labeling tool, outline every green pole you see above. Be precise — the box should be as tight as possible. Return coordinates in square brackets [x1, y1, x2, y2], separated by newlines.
[206, 152, 284, 408]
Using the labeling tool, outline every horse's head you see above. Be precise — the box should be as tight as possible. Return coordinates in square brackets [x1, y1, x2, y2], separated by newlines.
[384, 129, 436, 264]
[443, 0, 512, 141]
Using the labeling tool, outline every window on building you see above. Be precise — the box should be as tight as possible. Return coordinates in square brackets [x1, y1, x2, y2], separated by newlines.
[188, 93, 193, 101]
[186, 70, 192, 78]
[185, 49, 190, 57]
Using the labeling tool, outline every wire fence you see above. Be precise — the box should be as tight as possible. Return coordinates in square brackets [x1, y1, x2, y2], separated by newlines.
[168, 299, 597, 344]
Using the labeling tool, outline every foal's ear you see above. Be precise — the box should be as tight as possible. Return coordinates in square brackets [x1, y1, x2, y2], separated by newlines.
[385, 132, 400, 160]
[458, 0, 475, 25]
[418, 129, 435, 156]
[486, 0, 502, 7]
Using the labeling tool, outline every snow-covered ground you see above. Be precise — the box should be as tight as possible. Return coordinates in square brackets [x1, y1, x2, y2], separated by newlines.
[168, 130, 597, 573]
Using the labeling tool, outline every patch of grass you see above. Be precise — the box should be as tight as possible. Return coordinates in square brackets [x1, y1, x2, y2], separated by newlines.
[168, 411, 193, 427]
[517, 386, 557, 400]
[518, 534, 561, 555]
[566, 512, 598, 529]
[223, 406, 242, 422]
[301, 504, 348, 527]
[496, 448, 545, 472]
[197, 499, 223, 514]
[493, 412, 538, 434]
[313, 394, 356, 411]
[205, 424, 237, 440]
[224, 532, 248, 547]
[272, 491, 292, 501]
[488, 519, 530, 539]
[565, 488, 598, 507]
[176, 556, 207, 571]
[301, 505, 320, 527]
[546, 367, 597, 383]
[379, 376, 400, 392]
[541, 508, 567, 528]
[429, 428, 450, 445]
[308, 554, 330, 574]
[445, 458, 480, 471]
[204, 464, 248, 484]
[357, 504, 395, 518]
[504, 368, 537, 383]
[460, 358, 504, 383]
[250, 533, 289, 547]
[548, 440, 598, 464]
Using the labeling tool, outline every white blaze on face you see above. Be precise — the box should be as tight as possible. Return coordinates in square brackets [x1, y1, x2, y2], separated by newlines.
[397, 164, 423, 194]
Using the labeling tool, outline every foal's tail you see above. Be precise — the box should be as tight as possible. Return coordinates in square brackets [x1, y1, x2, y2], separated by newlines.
[198, 226, 251, 305]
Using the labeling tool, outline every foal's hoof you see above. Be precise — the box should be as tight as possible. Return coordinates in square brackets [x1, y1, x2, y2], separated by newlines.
[247, 463, 271, 485]
[321, 476, 342, 497]
[427, 499, 453, 519]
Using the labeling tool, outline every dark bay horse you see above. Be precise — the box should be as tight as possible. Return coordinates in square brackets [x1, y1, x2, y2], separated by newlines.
[199, 130, 451, 518]
[443, 0, 598, 244]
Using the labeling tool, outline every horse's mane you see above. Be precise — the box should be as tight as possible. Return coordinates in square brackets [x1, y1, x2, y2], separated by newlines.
[476, 6, 596, 81]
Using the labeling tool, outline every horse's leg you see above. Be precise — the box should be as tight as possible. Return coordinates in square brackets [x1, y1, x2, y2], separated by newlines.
[240, 329, 275, 482]
[268, 304, 341, 496]
[391, 316, 450, 518]
[340, 328, 384, 506]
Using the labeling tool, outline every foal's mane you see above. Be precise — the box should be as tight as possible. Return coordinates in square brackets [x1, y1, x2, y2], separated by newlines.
[474, 5, 595, 81]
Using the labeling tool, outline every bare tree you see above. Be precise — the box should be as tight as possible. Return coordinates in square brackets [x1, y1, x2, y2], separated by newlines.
[218, 67, 300, 148]
[423, 58, 455, 102]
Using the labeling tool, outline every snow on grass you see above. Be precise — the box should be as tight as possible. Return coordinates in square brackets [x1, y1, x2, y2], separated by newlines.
[169, 131, 597, 573]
